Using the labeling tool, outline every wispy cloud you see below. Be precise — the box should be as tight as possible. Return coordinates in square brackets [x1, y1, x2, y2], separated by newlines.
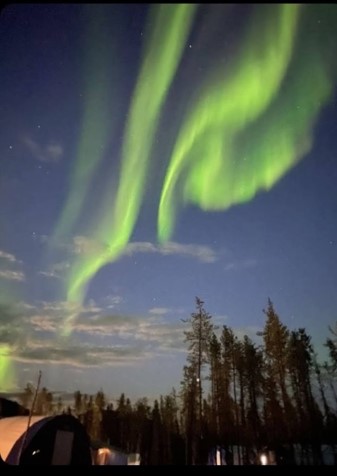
[0, 297, 183, 367]
[0, 270, 25, 281]
[0, 250, 24, 281]
[22, 136, 63, 163]
[38, 271, 59, 279]
[42, 235, 107, 256]
[39, 299, 102, 315]
[71, 236, 107, 255]
[10, 340, 153, 368]
[0, 250, 21, 264]
[124, 241, 218, 263]
[38, 261, 70, 280]
[224, 258, 257, 272]
[149, 307, 170, 316]
[28, 308, 185, 352]
[0, 303, 27, 345]
[43, 235, 219, 264]
[104, 294, 123, 309]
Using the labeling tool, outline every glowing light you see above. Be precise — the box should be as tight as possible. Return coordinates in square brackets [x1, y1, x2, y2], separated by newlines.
[52, 5, 114, 242]
[157, 4, 336, 242]
[158, 4, 301, 241]
[65, 4, 197, 325]
[53, 4, 337, 334]
[0, 344, 14, 391]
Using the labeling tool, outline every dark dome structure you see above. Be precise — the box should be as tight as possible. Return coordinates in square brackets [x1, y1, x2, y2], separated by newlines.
[0, 414, 92, 465]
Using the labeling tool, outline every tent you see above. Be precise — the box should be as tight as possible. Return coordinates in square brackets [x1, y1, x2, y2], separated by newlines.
[0, 414, 92, 465]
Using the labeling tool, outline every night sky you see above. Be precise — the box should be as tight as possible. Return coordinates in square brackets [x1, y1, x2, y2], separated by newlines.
[1, 4, 337, 400]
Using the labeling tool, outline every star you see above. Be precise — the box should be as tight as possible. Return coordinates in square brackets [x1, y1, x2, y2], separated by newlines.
[9, 145, 13, 150]
[37, 125, 41, 129]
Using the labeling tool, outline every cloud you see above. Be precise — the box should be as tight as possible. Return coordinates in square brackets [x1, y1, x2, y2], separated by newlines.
[224, 258, 257, 272]
[0, 270, 25, 281]
[71, 236, 107, 255]
[22, 136, 63, 163]
[0, 250, 24, 281]
[0, 303, 27, 345]
[44, 235, 107, 256]
[39, 299, 102, 315]
[10, 340, 153, 368]
[0, 297, 182, 367]
[149, 307, 170, 316]
[104, 294, 123, 309]
[38, 261, 70, 279]
[1, 297, 186, 364]
[124, 241, 218, 263]
[0, 250, 21, 264]
[28, 309, 185, 351]
[44, 234, 219, 264]
[38, 271, 60, 279]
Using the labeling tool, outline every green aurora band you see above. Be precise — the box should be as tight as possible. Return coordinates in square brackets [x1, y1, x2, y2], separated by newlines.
[57, 4, 337, 335]
[63, 4, 197, 332]
[0, 298, 19, 391]
[52, 6, 114, 242]
[157, 4, 337, 242]
[0, 344, 14, 392]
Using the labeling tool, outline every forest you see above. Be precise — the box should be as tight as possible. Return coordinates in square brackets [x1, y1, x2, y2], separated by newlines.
[18, 298, 337, 465]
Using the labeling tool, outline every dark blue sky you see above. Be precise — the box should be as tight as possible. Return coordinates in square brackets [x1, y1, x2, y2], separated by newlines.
[1, 4, 337, 398]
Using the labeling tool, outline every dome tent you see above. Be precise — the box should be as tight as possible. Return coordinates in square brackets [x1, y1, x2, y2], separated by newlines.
[0, 414, 92, 465]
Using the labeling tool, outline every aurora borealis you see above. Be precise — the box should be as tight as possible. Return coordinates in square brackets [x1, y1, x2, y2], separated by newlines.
[1, 4, 337, 397]
[158, 4, 336, 240]
[64, 4, 197, 310]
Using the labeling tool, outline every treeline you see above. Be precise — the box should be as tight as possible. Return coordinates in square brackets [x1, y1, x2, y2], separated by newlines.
[20, 298, 337, 465]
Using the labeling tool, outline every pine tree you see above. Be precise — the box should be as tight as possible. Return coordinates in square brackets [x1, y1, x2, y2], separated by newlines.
[149, 400, 162, 464]
[263, 300, 291, 413]
[35, 387, 52, 415]
[74, 390, 82, 416]
[326, 323, 337, 370]
[56, 396, 63, 414]
[220, 326, 236, 452]
[183, 297, 214, 436]
[180, 364, 198, 464]
[159, 389, 180, 464]
[262, 300, 292, 447]
[182, 297, 214, 464]
[287, 329, 323, 462]
[20, 383, 34, 410]
[242, 335, 263, 450]
[208, 333, 222, 441]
